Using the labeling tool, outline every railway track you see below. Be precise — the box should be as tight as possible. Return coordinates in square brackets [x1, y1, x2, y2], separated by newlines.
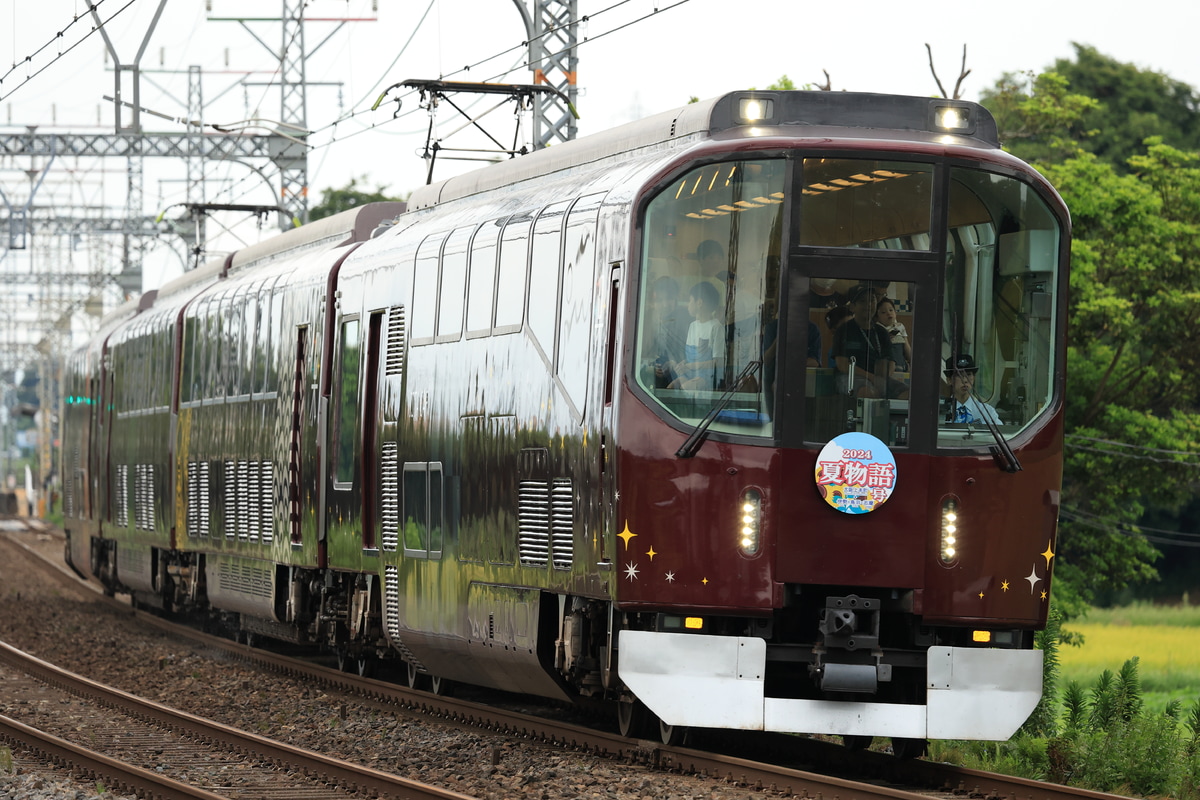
[0, 640, 476, 800]
[1, 520, 1138, 800]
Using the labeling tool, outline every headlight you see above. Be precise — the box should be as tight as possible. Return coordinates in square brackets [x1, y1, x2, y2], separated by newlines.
[740, 489, 762, 555]
[737, 96, 775, 124]
[940, 496, 960, 564]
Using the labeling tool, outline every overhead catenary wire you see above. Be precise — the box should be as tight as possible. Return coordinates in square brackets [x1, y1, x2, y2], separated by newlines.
[204, 0, 694, 251]
[1065, 434, 1200, 466]
[0, 0, 140, 103]
[1060, 505, 1200, 548]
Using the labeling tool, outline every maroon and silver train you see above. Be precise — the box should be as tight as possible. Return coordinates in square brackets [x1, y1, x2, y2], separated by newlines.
[61, 90, 1069, 751]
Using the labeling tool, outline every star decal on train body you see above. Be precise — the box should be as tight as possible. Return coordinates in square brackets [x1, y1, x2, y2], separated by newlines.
[623, 562, 640, 581]
[1041, 540, 1056, 568]
[665, 571, 676, 583]
[617, 521, 636, 550]
[1025, 566, 1041, 594]
[1001, 580, 1010, 592]
[1041, 590, 1048, 601]
[646, 546, 657, 561]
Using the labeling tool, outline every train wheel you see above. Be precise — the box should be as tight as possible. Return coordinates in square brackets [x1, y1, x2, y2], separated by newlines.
[617, 697, 652, 739]
[356, 657, 375, 678]
[842, 735, 873, 751]
[336, 649, 353, 673]
[430, 674, 454, 696]
[406, 662, 429, 691]
[891, 737, 927, 759]
[659, 719, 687, 747]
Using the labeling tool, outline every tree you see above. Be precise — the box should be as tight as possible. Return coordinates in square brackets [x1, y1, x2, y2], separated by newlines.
[1053, 45, 1200, 168]
[309, 176, 405, 221]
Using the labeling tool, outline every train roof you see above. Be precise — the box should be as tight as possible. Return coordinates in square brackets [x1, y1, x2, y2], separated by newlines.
[228, 201, 408, 274]
[407, 91, 1000, 210]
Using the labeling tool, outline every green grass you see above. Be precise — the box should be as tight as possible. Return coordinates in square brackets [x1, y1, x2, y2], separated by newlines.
[1080, 601, 1200, 627]
[1060, 604, 1200, 715]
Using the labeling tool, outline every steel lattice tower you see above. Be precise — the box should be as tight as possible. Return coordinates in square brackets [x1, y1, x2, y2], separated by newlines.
[278, 0, 309, 225]
[514, 0, 580, 148]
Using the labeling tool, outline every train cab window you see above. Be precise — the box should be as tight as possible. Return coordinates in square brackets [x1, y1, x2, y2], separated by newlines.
[333, 318, 361, 486]
[635, 159, 785, 437]
[938, 168, 1062, 447]
[437, 226, 472, 340]
[466, 220, 501, 334]
[806, 278, 914, 447]
[799, 159, 933, 250]
[495, 214, 533, 331]
[402, 461, 444, 559]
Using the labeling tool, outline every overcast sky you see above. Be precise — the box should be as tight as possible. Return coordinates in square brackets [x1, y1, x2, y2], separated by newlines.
[3, 0, 1198, 288]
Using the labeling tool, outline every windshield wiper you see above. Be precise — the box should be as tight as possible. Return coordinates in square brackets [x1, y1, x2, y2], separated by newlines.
[969, 389, 1022, 473]
[675, 360, 762, 459]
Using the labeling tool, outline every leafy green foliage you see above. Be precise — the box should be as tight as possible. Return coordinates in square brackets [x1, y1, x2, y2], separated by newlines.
[1022, 609, 1062, 737]
[935, 647, 1200, 798]
[1051, 45, 1200, 169]
[1062, 679, 1087, 733]
[309, 176, 405, 221]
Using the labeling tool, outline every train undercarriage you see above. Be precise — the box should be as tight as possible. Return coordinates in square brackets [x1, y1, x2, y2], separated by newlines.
[74, 532, 1038, 754]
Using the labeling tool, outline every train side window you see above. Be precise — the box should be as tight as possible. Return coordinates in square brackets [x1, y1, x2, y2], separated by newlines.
[412, 233, 445, 343]
[558, 194, 603, 414]
[241, 294, 258, 397]
[466, 220, 501, 335]
[266, 287, 284, 394]
[181, 311, 196, 403]
[226, 295, 241, 398]
[402, 461, 444, 559]
[528, 200, 570, 362]
[333, 317, 361, 487]
[437, 226, 472, 340]
[198, 299, 214, 401]
[495, 214, 533, 332]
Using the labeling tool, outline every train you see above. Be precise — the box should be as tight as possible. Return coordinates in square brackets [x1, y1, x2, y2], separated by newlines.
[60, 90, 1069, 754]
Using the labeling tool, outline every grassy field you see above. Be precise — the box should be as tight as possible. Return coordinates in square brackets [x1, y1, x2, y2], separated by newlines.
[1058, 603, 1200, 714]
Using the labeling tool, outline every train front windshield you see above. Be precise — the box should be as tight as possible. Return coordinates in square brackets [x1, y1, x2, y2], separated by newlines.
[634, 155, 1063, 450]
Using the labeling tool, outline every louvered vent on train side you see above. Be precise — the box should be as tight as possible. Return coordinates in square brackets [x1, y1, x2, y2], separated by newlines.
[386, 306, 406, 376]
[188, 461, 210, 537]
[135, 464, 155, 531]
[518, 480, 551, 566]
[380, 441, 399, 551]
[550, 478, 574, 569]
[115, 464, 129, 528]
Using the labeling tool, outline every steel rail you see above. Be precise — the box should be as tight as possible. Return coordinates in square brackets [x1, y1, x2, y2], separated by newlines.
[0, 639, 477, 800]
[0, 712, 229, 800]
[5, 525, 1141, 800]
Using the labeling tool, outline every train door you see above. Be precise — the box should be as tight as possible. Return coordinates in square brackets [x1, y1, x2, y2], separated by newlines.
[324, 312, 364, 561]
[288, 326, 307, 546]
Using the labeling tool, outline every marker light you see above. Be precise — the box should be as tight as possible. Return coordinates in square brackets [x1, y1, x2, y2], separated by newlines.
[738, 97, 775, 124]
[940, 496, 960, 564]
[972, 630, 992, 643]
[739, 489, 762, 555]
[685, 617, 704, 630]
